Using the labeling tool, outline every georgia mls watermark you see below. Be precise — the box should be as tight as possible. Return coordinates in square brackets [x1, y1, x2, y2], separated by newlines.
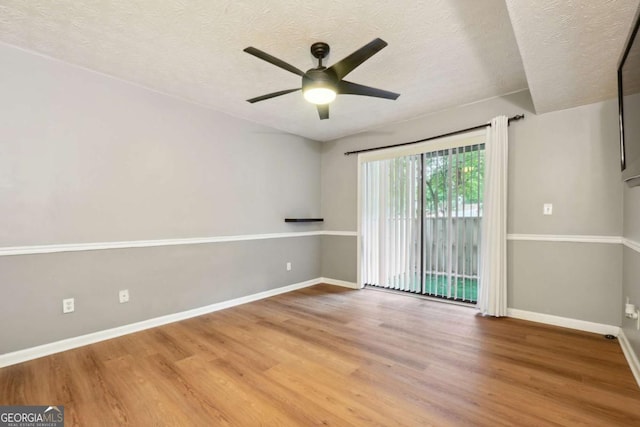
[0, 406, 64, 427]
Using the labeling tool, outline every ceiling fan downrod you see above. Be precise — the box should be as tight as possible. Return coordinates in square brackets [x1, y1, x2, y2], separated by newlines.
[310, 42, 330, 68]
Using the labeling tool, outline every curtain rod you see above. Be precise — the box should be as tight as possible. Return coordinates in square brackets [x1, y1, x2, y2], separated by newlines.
[343, 114, 525, 156]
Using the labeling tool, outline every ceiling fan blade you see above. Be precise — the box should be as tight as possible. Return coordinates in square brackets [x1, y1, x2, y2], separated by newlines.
[317, 104, 329, 120]
[244, 47, 305, 77]
[247, 88, 300, 103]
[327, 38, 388, 80]
[337, 80, 400, 100]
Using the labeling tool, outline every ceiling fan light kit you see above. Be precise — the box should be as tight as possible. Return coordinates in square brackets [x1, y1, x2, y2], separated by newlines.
[303, 87, 336, 105]
[244, 38, 399, 119]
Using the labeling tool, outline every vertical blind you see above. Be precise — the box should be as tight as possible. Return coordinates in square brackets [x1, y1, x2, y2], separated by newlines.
[361, 142, 485, 302]
[362, 155, 422, 292]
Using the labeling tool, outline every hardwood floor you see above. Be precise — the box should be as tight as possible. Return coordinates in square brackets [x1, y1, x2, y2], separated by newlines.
[1, 284, 639, 426]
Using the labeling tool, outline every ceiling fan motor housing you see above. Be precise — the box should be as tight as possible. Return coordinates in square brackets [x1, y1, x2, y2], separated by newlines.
[303, 68, 338, 93]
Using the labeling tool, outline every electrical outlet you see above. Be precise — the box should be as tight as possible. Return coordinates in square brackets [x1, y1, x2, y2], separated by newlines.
[119, 289, 129, 304]
[286, 262, 292, 271]
[62, 298, 74, 314]
[543, 203, 553, 215]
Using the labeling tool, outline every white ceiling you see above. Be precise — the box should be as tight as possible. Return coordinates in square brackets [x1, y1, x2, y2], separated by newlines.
[505, 0, 639, 114]
[0, 0, 638, 141]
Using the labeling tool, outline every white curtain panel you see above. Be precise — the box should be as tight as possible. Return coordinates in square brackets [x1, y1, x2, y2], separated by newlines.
[477, 115, 508, 316]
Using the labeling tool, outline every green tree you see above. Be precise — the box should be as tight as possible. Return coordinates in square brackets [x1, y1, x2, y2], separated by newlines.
[424, 146, 484, 217]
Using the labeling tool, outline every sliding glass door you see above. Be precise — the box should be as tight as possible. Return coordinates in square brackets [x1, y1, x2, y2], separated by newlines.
[360, 134, 484, 303]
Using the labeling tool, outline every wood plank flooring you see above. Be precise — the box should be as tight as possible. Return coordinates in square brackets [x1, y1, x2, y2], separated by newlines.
[1, 284, 639, 426]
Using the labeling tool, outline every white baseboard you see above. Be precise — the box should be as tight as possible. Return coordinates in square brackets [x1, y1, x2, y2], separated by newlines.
[318, 277, 360, 289]
[618, 329, 640, 389]
[0, 278, 322, 368]
[507, 308, 620, 336]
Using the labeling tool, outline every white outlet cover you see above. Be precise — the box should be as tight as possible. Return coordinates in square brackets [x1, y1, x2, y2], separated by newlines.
[119, 289, 129, 303]
[286, 262, 292, 271]
[543, 203, 553, 215]
[63, 298, 74, 314]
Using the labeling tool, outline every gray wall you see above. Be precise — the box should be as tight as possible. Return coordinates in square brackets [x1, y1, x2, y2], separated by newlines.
[623, 185, 640, 358]
[0, 237, 320, 353]
[320, 90, 624, 326]
[508, 241, 621, 325]
[320, 235, 357, 283]
[0, 43, 322, 354]
[0, 44, 322, 244]
[1, 40, 632, 358]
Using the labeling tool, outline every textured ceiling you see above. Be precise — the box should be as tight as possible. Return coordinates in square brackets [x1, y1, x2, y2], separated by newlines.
[505, 0, 639, 114]
[0, 1, 637, 141]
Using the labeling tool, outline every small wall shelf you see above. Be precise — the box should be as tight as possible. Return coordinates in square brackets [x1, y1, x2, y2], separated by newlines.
[284, 218, 324, 223]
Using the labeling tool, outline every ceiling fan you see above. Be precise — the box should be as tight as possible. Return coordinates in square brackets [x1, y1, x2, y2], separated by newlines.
[243, 38, 400, 120]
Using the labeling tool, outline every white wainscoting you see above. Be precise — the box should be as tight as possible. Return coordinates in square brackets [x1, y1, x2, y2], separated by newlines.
[507, 234, 622, 244]
[623, 237, 640, 254]
[0, 231, 327, 256]
[3, 232, 631, 257]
